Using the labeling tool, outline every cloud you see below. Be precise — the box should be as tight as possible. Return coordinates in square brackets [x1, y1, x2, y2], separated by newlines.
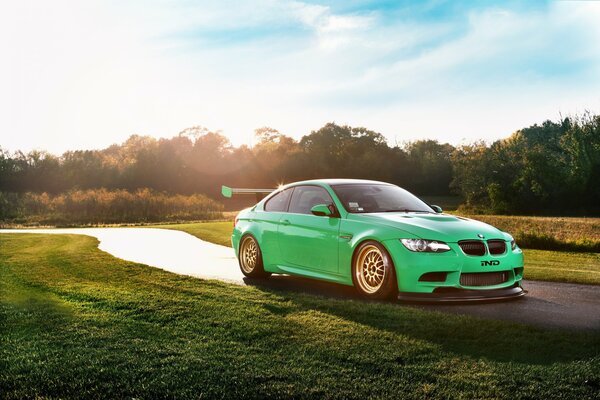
[0, 0, 599, 154]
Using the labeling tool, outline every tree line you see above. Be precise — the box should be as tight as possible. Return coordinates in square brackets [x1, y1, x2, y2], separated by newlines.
[1, 113, 599, 216]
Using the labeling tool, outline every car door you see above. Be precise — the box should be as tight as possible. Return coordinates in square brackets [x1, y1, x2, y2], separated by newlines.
[257, 188, 294, 266]
[278, 185, 340, 274]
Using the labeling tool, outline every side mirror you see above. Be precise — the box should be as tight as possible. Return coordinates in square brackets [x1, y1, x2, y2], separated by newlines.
[311, 204, 333, 217]
[430, 204, 443, 213]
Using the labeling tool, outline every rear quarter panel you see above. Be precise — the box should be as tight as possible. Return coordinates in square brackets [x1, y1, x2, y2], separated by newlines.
[233, 208, 285, 272]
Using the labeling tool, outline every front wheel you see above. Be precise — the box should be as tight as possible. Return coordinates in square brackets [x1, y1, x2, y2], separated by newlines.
[352, 241, 397, 300]
[238, 235, 271, 278]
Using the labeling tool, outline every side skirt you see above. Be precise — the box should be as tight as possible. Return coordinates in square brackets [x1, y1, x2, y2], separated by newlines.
[273, 264, 353, 286]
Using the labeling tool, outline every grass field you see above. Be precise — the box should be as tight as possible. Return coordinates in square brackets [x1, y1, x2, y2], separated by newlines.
[157, 221, 600, 286]
[525, 250, 600, 285]
[0, 189, 223, 227]
[456, 214, 600, 252]
[6, 210, 599, 252]
[221, 212, 600, 252]
[1, 233, 599, 399]
[153, 221, 234, 247]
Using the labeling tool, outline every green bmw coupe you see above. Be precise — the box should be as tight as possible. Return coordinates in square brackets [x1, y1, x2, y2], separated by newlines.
[226, 179, 525, 301]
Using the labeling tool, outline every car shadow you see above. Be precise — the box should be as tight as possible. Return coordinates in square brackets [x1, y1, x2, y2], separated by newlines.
[243, 275, 359, 299]
[242, 275, 600, 365]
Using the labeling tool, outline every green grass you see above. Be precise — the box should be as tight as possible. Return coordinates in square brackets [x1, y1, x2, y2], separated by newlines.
[1, 233, 599, 399]
[153, 221, 234, 247]
[524, 250, 600, 285]
[157, 221, 600, 286]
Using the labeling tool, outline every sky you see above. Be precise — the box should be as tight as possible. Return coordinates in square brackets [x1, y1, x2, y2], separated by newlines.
[1, 0, 600, 154]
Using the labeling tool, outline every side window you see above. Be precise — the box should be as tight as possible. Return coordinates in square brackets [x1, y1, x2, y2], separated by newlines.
[264, 188, 293, 212]
[288, 186, 333, 215]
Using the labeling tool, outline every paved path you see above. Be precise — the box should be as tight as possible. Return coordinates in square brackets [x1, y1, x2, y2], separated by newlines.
[2, 227, 599, 331]
[0, 227, 243, 282]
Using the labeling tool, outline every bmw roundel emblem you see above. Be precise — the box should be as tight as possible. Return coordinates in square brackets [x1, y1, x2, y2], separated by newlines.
[477, 233, 485, 239]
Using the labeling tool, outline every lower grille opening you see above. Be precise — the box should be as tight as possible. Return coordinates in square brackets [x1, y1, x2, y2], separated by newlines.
[458, 240, 486, 256]
[419, 272, 448, 282]
[460, 271, 509, 287]
[513, 267, 524, 278]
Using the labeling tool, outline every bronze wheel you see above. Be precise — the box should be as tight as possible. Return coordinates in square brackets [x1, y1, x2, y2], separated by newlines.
[355, 244, 386, 294]
[238, 235, 270, 278]
[240, 236, 258, 274]
[352, 241, 397, 299]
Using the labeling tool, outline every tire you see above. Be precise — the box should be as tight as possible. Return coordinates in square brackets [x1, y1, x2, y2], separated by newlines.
[238, 235, 271, 278]
[351, 240, 398, 300]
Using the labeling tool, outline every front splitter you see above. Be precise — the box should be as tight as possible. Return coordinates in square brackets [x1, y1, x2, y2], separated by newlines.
[397, 285, 526, 303]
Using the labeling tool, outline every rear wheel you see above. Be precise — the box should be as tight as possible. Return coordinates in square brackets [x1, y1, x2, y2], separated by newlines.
[238, 235, 270, 278]
[352, 241, 397, 300]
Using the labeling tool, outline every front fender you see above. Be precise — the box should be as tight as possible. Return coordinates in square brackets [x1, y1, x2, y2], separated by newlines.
[338, 218, 419, 279]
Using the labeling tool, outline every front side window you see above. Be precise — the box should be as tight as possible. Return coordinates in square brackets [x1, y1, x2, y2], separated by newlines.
[264, 188, 293, 212]
[288, 186, 333, 215]
[332, 184, 433, 213]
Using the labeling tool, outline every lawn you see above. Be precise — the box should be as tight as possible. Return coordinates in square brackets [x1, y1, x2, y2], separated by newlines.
[153, 221, 234, 247]
[526, 250, 600, 285]
[156, 221, 600, 286]
[1, 233, 599, 399]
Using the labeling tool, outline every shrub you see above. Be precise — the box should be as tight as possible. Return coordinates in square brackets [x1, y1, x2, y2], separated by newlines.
[514, 231, 600, 253]
[0, 189, 223, 225]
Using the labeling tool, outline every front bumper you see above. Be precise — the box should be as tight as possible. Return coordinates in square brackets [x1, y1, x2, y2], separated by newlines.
[383, 239, 525, 295]
[397, 284, 526, 303]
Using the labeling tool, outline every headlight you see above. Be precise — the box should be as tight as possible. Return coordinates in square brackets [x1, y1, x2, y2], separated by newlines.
[507, 234, 518, 250]
[400, 239, 450, 253]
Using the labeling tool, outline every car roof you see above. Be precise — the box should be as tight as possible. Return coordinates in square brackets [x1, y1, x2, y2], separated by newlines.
[282, 179, 393, 188]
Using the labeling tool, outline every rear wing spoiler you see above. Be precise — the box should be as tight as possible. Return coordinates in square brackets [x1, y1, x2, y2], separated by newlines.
[221, 185, 274, 201]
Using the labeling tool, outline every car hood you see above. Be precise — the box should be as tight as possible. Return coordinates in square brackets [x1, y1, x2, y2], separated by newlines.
[355, 213, 509, 242]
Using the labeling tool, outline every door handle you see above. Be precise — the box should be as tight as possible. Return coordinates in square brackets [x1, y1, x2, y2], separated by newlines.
[281, 219, 291, 225]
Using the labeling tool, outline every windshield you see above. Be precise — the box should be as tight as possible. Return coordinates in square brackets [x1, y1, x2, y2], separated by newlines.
[331, 184, 434, 214]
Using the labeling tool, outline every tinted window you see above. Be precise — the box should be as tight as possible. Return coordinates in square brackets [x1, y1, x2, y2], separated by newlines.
[289, 186, 333, 215]
[264, 188, 292, 212]
[332, 184, 433, 213]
